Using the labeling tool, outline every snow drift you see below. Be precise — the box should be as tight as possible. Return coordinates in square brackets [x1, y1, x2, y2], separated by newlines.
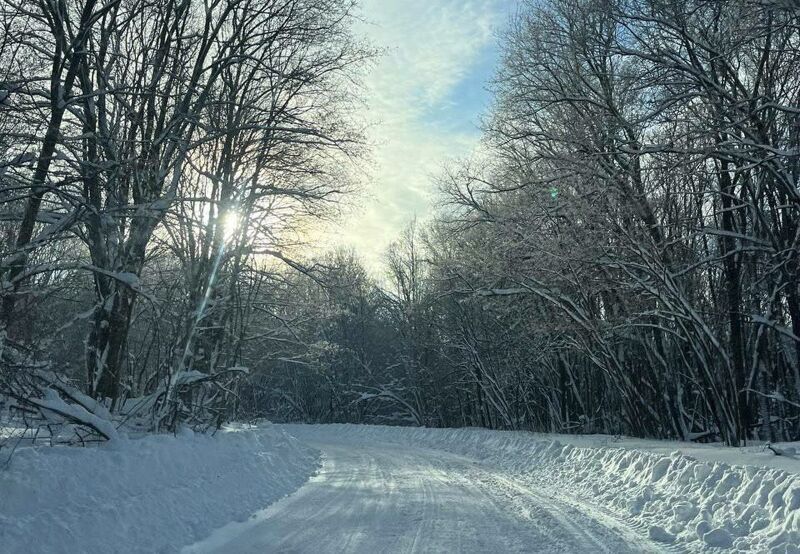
[0, 424, 318, 554]
[284, 424, 800, 553]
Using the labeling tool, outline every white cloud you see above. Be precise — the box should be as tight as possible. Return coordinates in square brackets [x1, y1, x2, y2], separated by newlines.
[317, 0, 511, 274]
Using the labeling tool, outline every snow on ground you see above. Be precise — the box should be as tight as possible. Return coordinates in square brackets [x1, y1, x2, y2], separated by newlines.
[275, 425, 800, 553]
[3, 423, 799, 553]
[0, 424, 319, 554]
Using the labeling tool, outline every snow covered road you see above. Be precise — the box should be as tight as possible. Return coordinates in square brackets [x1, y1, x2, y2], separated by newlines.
[186, 434, 663, 553]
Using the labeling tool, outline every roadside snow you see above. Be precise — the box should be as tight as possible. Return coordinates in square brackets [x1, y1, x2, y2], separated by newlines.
[282, 425, 800, 553]
[531, 433, 800, 475]
[0, 424, 319, 554]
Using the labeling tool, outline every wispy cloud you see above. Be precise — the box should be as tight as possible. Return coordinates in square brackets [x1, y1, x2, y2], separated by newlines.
[320, 0, 514, 273]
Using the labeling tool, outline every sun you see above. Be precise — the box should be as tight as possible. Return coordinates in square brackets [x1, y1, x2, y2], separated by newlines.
[220, 210, 241, 242]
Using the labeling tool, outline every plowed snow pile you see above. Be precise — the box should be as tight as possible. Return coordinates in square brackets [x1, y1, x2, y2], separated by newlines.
[0, 424, 318, 554]
[285, 424, 800, 553]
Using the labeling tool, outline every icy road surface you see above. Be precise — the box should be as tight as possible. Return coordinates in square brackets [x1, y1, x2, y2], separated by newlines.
[185, 434, 663, 553]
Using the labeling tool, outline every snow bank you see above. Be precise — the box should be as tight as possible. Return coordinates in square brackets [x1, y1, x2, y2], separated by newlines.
[284, 424, 800, 553]
[0, 424, 319, 554]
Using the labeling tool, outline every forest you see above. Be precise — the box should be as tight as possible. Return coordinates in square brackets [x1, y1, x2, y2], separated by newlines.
[1, 0, 799, 451]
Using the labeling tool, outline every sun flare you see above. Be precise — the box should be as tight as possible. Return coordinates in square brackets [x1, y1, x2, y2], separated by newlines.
[220, 210, 241, 242]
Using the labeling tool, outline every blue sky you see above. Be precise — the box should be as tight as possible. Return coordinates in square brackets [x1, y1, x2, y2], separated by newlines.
[322, 0, 517, 273]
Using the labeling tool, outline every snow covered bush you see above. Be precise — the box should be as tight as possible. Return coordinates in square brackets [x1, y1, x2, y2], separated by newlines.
[120, 368, 249, 434]
[1, 335, 248, 457]
[0, 338, 118, 453]
[1, 366, 117, 442]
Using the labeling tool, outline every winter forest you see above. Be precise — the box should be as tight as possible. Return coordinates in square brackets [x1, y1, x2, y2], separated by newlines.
[1, 0, 800, 457]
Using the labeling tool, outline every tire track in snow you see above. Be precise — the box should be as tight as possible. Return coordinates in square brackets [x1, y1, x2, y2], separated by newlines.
[468, 466, 662, 553]
[185, 436, 668, 553]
